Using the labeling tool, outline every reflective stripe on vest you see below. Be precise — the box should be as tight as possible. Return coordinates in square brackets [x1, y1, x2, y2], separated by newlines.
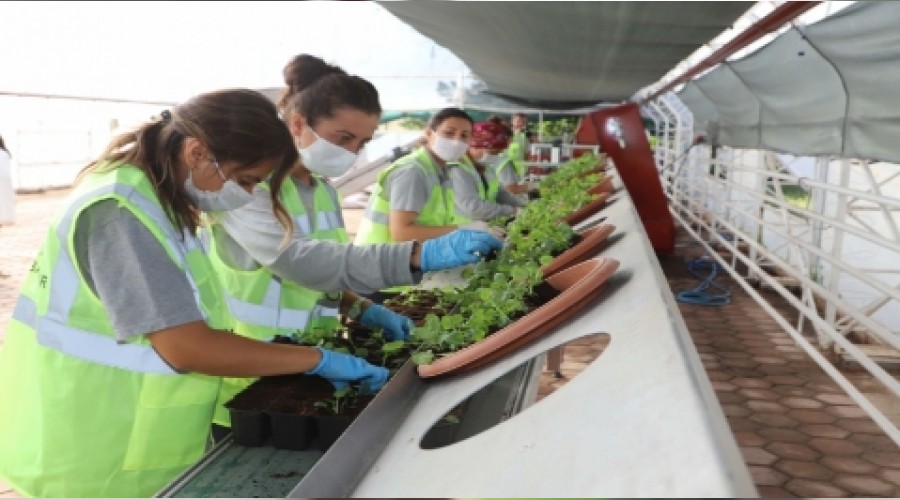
[11, 182, 204, 373]
[362, 203, 391, 226]
[13, 294, 177, 375]
[223, 282, 337, 331]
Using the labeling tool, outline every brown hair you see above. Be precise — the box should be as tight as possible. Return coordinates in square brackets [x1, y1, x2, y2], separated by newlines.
[279, 54, 381, 127]
[427, 107, 474, 130]
[78, 88, 296, 234]
[0, 134, 8, 157]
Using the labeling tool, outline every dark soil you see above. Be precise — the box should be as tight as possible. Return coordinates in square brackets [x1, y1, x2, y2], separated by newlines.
[228, 232, 575, 425]
[229, 369, 373, 418]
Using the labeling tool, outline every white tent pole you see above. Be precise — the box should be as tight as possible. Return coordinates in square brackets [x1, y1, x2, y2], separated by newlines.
[454, 71, 466, 108]
[538, 110, 544, 142]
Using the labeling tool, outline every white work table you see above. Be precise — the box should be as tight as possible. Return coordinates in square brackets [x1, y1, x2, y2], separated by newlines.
[291, 167, 757, 497]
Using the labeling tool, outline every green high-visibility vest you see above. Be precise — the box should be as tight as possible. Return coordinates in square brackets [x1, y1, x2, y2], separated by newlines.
[354, 146, 454, 246]
[207, 176, 348, 427]
[0, 166, 227, 498]
[449, 155, 501, 225]
[505, 130, 529, 178]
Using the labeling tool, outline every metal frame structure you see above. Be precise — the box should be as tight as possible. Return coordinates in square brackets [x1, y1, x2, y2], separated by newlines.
[645, 91, 900, 447]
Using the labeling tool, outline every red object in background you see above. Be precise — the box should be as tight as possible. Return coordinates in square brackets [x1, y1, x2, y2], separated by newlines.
[527, 151, 552, 163]
[575, 103, 675, 254]
[570, 147, 592, 160]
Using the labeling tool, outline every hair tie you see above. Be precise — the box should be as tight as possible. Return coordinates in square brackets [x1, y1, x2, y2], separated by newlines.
[160, 110, 172, 122]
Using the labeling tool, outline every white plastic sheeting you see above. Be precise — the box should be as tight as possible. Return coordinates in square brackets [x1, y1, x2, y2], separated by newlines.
[678, 1, 900, 164]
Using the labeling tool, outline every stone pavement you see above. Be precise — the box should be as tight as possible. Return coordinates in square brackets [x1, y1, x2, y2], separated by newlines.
[2, 190, 900, 497]
[538, 226, 900, 497]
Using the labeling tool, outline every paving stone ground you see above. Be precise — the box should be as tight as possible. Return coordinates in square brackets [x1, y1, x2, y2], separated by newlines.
[2, 191, 900, 497]
[537, 223, 900, 498]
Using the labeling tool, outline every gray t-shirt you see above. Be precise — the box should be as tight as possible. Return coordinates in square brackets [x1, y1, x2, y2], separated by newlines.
[383, 165, 451, 215]
[213, 178, 416, 295]
[448, 165, 518, 220]
[74, 199, 203, 342]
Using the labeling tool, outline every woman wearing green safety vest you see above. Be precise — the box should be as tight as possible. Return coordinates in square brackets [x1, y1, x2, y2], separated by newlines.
[204, 55, 420, 436]
[0, 89, 498, 498]
[354, 108, 506, 300]
[499, 112, 533, 195]
[449, 120, 527, 224]
[357, 108, 497, 242]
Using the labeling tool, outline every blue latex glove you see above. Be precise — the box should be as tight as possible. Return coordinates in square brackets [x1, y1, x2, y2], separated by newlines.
[420, 229, 504, 272]
[359, 304, 414, 341]
[307, 347, 389, 394]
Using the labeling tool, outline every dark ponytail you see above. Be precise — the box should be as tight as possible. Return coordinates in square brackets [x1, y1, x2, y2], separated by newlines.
[280, 54, 381, 127]
[78, 89, 297, 234]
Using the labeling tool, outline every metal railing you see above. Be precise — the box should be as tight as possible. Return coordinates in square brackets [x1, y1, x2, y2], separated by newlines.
[645, 91, 900, 448]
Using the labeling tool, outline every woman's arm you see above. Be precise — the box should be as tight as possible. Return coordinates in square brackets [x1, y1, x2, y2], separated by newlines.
[148, 322, 322, 376]
[75, 202, 324, 378]
[503, 182, 530, 195]
[215, 189, 418, 293]
[496, 161, 529, 194]
[384, 165, 457, 242]
[496, 183, 527, 208]
[389, 210, 457, 242]
[448, 167, 516, 220]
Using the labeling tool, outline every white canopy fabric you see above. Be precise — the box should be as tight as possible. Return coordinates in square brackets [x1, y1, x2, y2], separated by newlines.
[378, 1, 753, 109]
[679, 1, 900, 164]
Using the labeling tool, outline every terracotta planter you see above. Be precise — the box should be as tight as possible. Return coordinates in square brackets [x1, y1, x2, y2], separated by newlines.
[587, 175, 615, 196]
[540, 224, 615, 278]
[417, 257, 620, 378]
[562, 192, 610, 226]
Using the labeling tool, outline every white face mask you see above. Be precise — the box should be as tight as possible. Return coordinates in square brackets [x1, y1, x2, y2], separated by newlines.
[183, 158, 255, 212]
[480, 153, 500, 165]
[431, 135, 469, 162]
[299, 129, 359, 178]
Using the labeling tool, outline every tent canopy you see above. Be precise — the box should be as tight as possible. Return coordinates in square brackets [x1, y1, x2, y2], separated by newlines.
[677, 1, 900, 164]
[378, 1, 753, 109]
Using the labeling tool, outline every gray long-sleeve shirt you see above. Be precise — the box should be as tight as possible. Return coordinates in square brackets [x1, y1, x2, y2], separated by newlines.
[212, 178, 416, 295]
[493, 153, 522, 186]
[449, 164, 524, 220]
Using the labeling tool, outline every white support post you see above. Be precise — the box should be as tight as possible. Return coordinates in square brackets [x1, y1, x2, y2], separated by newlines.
[825, 159, 851, 345]
[749, 149, 768, 281]
[808, 156, 831, 345]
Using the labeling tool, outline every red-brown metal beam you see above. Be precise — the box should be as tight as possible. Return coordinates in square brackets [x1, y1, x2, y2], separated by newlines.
[642, 1, 820, 103]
